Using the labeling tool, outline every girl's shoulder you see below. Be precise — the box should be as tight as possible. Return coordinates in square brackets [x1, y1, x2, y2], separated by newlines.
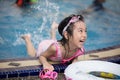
[46, 40, 60, 50]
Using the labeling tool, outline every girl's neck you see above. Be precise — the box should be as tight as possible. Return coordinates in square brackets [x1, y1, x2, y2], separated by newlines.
[65, 42, 78, 51]
[59, 40, 79, 58]
[61, 43, 78, 59]
[64, 43, 79, 55]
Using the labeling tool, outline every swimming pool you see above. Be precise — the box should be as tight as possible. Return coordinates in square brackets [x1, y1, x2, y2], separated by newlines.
[0, 0, 120, 60]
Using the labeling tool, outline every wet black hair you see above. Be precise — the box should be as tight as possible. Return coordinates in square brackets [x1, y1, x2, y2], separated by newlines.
[58, 14, 84, 36]
[58, 14, 84, 45]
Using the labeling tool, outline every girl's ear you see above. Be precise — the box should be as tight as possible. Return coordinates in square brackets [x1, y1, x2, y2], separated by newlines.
[63, 31, 68, 39]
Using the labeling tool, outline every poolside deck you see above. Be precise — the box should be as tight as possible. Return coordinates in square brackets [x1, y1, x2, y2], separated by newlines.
[0, 45, 120, 79]
[78, 45, 120, 61]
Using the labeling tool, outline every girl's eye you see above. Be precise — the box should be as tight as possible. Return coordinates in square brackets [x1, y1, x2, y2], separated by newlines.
[78, 29, 87, 33]
[78, 29, 83, 32]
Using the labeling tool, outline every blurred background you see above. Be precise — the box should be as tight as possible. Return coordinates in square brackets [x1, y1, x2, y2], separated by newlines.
[0, 0, 120, 60]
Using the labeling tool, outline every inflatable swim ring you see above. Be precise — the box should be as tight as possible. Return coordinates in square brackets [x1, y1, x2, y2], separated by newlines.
[64, 60, 120, 80]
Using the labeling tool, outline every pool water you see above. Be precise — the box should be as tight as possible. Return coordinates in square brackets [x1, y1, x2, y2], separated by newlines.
[0, 0, 120, 60]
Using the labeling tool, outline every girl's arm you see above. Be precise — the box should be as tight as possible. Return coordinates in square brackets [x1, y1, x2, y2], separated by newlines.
[39, 44, 56, 71]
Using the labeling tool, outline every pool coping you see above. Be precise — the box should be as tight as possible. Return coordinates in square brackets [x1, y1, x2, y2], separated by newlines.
[78, 45, 120, 61]
[0, 45, 120, 78]
[0, 45, 120, 69]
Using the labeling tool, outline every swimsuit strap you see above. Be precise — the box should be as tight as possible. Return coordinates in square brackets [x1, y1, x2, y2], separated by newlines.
[50, 42, 62, 60]
[62, 47, 85, 63]
[53, 42, 62, 59]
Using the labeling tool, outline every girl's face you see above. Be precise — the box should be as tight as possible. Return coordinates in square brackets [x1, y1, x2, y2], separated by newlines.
[69, 21, 87, 49]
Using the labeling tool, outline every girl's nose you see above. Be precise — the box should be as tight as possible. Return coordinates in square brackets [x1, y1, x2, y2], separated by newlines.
[82, 32, 87, 39]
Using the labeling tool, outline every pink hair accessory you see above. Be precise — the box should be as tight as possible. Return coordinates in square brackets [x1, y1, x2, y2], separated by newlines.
[62, 16, 80, 35]
[39, 69, 58, 80]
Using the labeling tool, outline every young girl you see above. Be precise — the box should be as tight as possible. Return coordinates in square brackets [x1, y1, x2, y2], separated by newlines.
[22, 14, 87, 71]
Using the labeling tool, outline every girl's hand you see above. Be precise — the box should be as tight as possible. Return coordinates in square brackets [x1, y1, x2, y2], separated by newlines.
[43, 63, 54, 71]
